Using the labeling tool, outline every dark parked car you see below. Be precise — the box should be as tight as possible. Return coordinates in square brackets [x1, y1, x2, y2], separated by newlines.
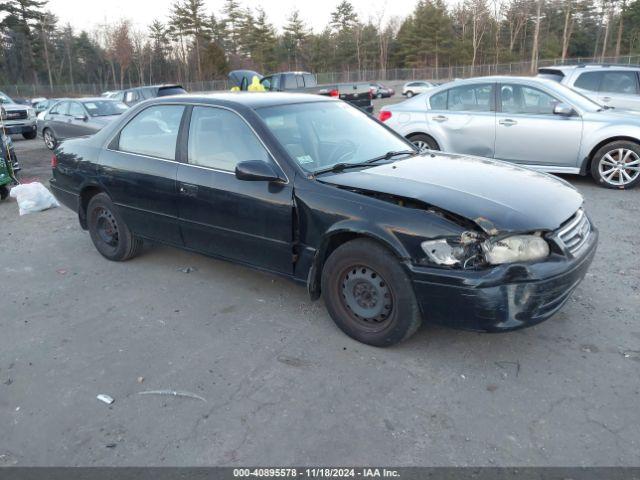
[49, 93, 597, 346]
[122, 84, 186, 106]
[370, 83, 395, 98]
[39, 98, 128, 150]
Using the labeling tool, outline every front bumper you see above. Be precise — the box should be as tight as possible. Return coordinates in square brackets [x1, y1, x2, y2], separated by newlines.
[4, 121, 36, 135]
[409, 228, 598, 332]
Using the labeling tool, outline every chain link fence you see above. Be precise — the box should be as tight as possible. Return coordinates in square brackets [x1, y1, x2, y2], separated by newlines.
[3, 55, 640, 99]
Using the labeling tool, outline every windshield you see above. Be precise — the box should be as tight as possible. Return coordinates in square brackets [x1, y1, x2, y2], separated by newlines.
[257, 101, 412, 173]
[0, 91, 14, 104]
[82, 100, 128, 117]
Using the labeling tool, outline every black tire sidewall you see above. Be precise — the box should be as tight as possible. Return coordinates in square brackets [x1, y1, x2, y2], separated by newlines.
[0, 185, 8, 200]
[409, 133, 439, 151]
[591, 141, 640, 189]
[321, 239, 422, 347]
[87, 193, 135, 261]
[22, 131, 37, 140]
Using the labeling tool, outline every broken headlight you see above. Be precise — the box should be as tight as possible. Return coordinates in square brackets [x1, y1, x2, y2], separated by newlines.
[421, 232, 483, 268]
[482, 235, 549, 265]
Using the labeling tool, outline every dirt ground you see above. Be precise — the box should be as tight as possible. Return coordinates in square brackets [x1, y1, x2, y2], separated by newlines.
[1, 121, 639, 466]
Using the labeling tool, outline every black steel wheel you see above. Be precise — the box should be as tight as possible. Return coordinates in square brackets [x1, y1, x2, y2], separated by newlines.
[321, 238, 422, 346]
[87, 192, 142, 261]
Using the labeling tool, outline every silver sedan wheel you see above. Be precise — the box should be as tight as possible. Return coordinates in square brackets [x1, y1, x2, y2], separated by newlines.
[43, 130, 55, 150]
[598, 148, 640, 186]
[413, 140, 430, 153]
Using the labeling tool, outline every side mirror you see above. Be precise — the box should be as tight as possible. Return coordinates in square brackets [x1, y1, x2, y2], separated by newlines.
[235, 160, 283, 182]
[553, 103, 574, 116]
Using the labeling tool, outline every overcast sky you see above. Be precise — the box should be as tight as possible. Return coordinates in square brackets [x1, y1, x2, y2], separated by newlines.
[46, 0, 425, 34]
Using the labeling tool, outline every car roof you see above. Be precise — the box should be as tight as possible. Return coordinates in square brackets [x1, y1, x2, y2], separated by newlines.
[151, 92, 334, 109]
[440, 75, 561, 87]
[76, 97, 119, 103]
[540, 64, 640, 72]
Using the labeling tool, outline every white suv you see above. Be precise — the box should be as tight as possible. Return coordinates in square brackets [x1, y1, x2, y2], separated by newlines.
[402, 81, 436, 97]
[538, 65, 640, 110]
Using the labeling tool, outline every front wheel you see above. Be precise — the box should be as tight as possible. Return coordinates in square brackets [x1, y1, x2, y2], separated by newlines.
[591, 141, 640, 189]
[22, 130, 37, 140]
[87, 192, 142, 261]
[406, 91, 414, 98]
[0, 185, 8, 200]
[376, 93, 383, 99]
[321, 238, 422, 347]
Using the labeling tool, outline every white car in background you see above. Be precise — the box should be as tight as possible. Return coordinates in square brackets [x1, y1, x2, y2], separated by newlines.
[402, 81, 436, 97]
[538, 64, 640, 111]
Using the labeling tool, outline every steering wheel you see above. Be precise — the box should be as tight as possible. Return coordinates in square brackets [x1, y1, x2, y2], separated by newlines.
[328, 140, 358, 165]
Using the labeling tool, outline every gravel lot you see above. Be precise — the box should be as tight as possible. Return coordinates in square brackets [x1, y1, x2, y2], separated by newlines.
[1, 104, 639, 467]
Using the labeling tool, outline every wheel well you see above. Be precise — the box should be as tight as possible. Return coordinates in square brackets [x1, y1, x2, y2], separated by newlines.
[585, 136, 640, 174]
[78, 186, 103, 229]
[407, 132, 439, 149]
[308, 232, 402, 300]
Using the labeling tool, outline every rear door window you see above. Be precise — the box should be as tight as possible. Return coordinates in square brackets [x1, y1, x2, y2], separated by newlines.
[574, 72, 603, 92]
[447, 84, 493, 112]
[429, 90, 447, 110]
[600, 71, 639, 94]
[50, 101, 68, 115]
[117, 105, 185, 160]
[283, 74, 296, 89]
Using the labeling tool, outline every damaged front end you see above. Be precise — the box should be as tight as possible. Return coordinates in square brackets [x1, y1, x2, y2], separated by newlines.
[419, 229, 551, 270]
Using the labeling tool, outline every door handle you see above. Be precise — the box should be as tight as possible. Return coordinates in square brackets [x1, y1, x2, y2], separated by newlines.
[432, 115, 448, 122]
[601, 96, 612, 102]
[499, 119, 518, 126]
[179, 183, 198, 197]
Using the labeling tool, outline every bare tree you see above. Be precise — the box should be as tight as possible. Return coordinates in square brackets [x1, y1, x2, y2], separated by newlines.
[530, 0, 543, 73]
[561, 0, 575, 60]
[615, 0, 626, 58]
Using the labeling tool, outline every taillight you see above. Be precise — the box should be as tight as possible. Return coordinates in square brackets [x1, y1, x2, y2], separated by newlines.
[378, 111, 392, 122]
[51, 154, 58, 168]
[329, 89, 339, 98]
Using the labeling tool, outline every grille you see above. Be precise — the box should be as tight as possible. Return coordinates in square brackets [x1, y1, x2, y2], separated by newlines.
[5, 110, 27, 120]
[556, 208, 591, 256]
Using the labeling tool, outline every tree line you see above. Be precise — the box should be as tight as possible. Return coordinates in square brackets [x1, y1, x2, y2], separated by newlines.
[1, 0, 639, 91]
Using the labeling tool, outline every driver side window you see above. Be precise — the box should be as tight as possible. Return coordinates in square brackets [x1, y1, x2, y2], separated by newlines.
[187, 106, 271, 172]
[501, 84, 559, 115]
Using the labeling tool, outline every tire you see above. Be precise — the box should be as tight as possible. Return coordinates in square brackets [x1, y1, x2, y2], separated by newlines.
[406, 91, 414, 98]
[409, 133, 439, 153]
[43, 128, 56, 150]
[22, 130, 37, 140]
[321, 238, 422, 347]
[376, 93, 383, 99]
[0, 185, 8, 200]
[591, 140, 640, 189]
[86, 192, 142, 261]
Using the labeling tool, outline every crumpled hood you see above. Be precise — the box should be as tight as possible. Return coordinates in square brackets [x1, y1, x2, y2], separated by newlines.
[318, 153, 583, 234]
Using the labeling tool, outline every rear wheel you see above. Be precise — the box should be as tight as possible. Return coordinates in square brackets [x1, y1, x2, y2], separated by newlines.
[87, 193, 142, 261]
[591, 141, 640, 189]
[43, 129, 56, 150]
[321, 238, 422, 347]
[22, 130, 37, 140]
[409, 133, 439, 153]
[376, 93, 383, 99]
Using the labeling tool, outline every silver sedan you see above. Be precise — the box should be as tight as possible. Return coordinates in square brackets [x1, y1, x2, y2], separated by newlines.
[380, 76, 640, 189]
